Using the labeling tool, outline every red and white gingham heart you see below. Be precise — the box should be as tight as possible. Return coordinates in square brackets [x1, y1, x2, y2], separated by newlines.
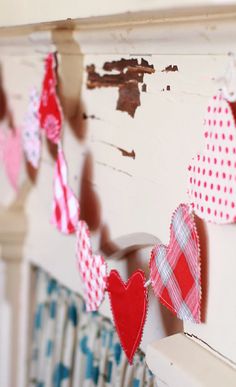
[76, 220, 107, 312]
[149, 203, 201, 323]
[188, 92, 236, 223]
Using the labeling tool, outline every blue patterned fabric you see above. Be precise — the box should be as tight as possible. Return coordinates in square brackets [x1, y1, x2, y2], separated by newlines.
[29, 269, 155, 387]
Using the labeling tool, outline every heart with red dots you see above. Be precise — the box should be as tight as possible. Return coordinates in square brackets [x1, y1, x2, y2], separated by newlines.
[188, 92, 236, 223]
[76, 220, 107, 312]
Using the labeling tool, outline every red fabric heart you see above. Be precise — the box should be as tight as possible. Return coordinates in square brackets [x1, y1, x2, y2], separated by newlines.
[107, 270, 148, 364]
[38, 53, 62, 144]
[149, 203, 201, 323]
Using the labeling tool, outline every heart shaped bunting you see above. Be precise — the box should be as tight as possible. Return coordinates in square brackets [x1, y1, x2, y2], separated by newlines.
[149, 203, 201, 323]
[23, 88, 41, 169]
[107, 270, 148, 364]
[51, 146, 80, 234]
[38, 53, 62, 144]
[76, 220, 107, 312]
[188, 92, 236, 223]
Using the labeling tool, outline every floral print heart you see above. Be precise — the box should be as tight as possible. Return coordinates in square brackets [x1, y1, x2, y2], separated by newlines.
[107, 269, 148, 364]
[149, 203, 201, 323]
[188, 92, 236, 223]
[76, 220, 107, 312]
[38, 53, 62, 144]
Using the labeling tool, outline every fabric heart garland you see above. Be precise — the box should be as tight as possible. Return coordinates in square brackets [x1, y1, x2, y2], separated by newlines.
[76, 220, 107, 312]
[51, 145, 80, 234]
[23, 88, 41, 169]
[37, 51, 204, 365]
[107, 270, 148, 364]
[149, 203, 201, 323]
[188, 92, 236, 224]
[38, 53, 62, 144]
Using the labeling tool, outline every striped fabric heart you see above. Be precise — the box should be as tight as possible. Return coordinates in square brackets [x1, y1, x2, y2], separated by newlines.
[149, 203, 201, 323]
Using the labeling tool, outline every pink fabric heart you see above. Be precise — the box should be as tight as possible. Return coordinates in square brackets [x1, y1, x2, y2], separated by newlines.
[23, 88, 41, 169]
[188, 92, 236, 223]
[3, 127, 22, 191]
[51, 146, 80, 234]
[76, 220, 107, 312]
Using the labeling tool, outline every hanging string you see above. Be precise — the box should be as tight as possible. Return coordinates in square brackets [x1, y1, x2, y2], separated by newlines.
[144, 278, 151, 288]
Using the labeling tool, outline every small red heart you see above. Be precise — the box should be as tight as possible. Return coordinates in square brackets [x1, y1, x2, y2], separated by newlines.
[107, 269, 148, 364]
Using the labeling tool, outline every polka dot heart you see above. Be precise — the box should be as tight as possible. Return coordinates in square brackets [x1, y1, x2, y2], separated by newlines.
[188, 92, 236, 224]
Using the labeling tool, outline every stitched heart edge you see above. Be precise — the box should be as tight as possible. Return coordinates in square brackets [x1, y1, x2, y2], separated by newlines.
[149, 203, 201, 323]
[107, 269, 148, 364]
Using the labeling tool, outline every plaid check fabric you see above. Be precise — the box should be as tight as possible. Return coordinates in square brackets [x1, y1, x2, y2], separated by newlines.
[76, 220, 107, 312]
[149, 203, 201, 323]
[51, 146, 80, 234]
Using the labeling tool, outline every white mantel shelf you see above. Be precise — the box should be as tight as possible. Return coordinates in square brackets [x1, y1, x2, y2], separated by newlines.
[147, 333, 236, 387]
[1, 1, 236, 27]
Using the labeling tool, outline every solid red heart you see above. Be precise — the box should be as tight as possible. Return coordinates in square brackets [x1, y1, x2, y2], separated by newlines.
[107, 269, 148, 364]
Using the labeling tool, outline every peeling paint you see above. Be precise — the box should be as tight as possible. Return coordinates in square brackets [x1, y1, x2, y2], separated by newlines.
[94, 139, 136, 159]
[86, 58, 155, 117]
[117, 147, 136, 159]
[82, 112, 100, 120]
[161, 85, 171, 92]
[162, 65, 179, 72]
[142, 83, 147, 92]
[117, 81, 140, 118]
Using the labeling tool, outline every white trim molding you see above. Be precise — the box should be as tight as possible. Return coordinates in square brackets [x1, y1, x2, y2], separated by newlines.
[146, 333, 236, 387]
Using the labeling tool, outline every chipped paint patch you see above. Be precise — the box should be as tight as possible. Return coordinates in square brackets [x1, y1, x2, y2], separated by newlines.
[142, 83, 147, 92]
[93, 139, 136, 159]
[162, 65, 179, 72]
[117, 147, 136, 159]
[86, 58, 155, 117]
[117, 81, 140, 118]
[82, 112, 100, 120]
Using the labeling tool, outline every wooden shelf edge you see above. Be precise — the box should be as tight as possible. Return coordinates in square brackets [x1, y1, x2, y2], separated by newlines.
[146, 333, 236, 387]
